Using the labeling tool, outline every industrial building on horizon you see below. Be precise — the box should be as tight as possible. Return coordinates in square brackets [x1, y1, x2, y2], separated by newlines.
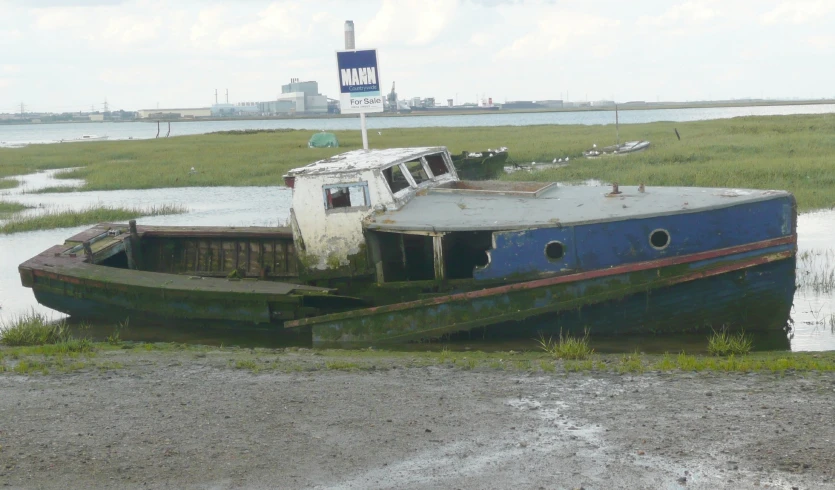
[136, 79, 335, 119]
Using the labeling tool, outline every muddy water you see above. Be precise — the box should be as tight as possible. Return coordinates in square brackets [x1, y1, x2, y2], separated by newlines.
[2, 170, 834, 352]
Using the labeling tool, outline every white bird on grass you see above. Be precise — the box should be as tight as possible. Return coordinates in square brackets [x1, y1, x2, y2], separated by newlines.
[377, 131, 382, 135]
[189, 167, 197, 175]
[552, 158, 557, 163]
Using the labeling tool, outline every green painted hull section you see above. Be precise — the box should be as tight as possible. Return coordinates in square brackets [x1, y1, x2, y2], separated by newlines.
[305, 250, 795, 345]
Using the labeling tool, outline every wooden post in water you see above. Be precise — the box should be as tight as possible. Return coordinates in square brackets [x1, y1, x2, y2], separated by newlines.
[615, 104, 619, 146]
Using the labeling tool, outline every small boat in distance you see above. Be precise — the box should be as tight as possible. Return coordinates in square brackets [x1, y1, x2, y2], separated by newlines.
[451, 147, 509, 179]
[584, 140, 650, 158]
[59, 135, 109, 143]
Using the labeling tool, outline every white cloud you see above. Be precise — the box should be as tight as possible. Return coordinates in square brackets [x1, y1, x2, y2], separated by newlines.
[364, 0, 459, 47]
[100, 14, 162, 45]
[637, 1, 720, 27]
[4, 0, 835, 110]
[469, 32, 489, 47]
[98, 66, 162, 86]
[760, 1, 835, 25]
[806, 35, 835, 50]
[496, 10, 620, 60]
[31, 7, 91, 31]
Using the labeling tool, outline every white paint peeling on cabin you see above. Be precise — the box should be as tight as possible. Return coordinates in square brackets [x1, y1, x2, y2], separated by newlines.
[288, 147, 458, 270]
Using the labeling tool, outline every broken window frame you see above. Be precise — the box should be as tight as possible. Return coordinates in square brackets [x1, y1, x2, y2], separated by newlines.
[383, 163, 416, 196]
[404, 158, 431, 185]
[423, 153, 451, 178]
[322, 182, 371, 212]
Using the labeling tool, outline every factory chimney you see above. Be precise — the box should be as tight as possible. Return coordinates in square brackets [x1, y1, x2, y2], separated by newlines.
[344, 20, 355, 50]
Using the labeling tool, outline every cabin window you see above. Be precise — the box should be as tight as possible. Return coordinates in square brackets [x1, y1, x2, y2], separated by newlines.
[383, 164, 411, 194]
[649, 229, 671, 250]
[323, 182, 370, 210]
[544, 241, 565, 261]
[404, 159, 430, 185]
[425, 154, 449, 177]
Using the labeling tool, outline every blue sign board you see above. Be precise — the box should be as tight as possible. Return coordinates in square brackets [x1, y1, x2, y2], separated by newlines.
[336, 49, 383, 114]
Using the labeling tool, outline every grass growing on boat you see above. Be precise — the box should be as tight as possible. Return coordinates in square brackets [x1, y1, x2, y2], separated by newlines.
[1, 114, 835, 210]
[707, 329, 753, 356]
[0, 203, 187, 234]
[537, 329, 594, 360]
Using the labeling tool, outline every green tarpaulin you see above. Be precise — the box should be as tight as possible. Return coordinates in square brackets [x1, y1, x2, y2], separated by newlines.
[308, 132, 339, 148]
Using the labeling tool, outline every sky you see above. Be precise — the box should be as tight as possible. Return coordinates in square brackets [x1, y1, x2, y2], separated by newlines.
[1, 0, 834, 113]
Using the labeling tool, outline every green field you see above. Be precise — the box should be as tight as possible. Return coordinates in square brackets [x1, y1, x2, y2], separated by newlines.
[1, 114, 834, 211]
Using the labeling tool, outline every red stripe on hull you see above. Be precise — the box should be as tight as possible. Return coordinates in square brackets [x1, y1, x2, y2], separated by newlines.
[286, 235, 796, 328]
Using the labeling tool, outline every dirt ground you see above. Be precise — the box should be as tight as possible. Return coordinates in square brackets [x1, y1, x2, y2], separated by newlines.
[1, 349, 834, 490]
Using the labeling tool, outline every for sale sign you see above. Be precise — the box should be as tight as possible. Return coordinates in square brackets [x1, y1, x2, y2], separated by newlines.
[336, 49, 383, 114]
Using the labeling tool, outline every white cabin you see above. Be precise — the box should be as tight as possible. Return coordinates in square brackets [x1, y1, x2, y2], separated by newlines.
[284, 147, 458, 271]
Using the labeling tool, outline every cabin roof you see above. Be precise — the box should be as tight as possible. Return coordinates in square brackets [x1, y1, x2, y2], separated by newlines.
[364, 183, 792, 232]
[287, 147, 447, 177]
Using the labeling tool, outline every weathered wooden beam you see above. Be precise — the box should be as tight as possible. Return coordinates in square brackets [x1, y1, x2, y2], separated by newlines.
[433, 235, 445, 280]
[129, 220, 143, 270]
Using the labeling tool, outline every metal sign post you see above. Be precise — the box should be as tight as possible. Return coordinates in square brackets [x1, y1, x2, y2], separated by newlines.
[338, 26, 383, 150]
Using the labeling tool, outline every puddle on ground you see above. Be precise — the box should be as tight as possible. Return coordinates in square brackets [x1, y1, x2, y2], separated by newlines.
[1, 169, 834, 352]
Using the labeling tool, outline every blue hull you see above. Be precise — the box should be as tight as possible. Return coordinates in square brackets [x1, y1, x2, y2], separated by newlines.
[474, 256, 796, 339]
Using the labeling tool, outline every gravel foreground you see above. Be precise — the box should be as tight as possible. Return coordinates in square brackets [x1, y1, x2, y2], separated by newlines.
[1, 350, 834, 490]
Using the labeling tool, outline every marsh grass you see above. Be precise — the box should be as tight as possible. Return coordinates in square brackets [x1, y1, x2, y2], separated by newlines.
[1, 114, 835, 210]
[0, 201, 29, 215]
[707, 329, 753, 356]
[537, 329, 593, 360]
[0, 203, 187, 234]
[0, 311, 71, 346]
[0, 312, 95, 368]
[797, 249, 835, 294]
[29, 186, 82, 194]
[0, 179, 18, 190]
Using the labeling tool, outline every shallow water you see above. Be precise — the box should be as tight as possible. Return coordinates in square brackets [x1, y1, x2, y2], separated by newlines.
[1, 169, 834, 352]
[1, 103, 834, 147]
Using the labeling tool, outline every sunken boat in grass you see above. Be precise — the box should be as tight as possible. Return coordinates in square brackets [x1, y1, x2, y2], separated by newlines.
[20, 147, 797, 345]
[450, 147, 509, 179]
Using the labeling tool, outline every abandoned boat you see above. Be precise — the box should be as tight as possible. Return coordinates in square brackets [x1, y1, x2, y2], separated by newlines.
[59, 135, 109, 143]
[584, 140, 650, 158]
[450, 147, 509, 179]
[20, 146, 796, 345]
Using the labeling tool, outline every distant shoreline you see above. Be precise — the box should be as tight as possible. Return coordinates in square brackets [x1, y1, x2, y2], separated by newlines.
[2, 99, 834, 126]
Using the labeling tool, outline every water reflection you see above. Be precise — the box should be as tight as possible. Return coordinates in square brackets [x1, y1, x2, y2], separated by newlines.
[2, 169, 834, 352]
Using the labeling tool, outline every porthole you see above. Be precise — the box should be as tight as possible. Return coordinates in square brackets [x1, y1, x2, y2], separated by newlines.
[649, 229, 671, 250]
[544, 241, 565, 261]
